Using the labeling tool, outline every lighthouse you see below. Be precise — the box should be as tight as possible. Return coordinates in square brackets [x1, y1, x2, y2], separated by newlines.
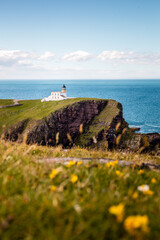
[41, 85, 70, 102]
[61, 84, 67, 98]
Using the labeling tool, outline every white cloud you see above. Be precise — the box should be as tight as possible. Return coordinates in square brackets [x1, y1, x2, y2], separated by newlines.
[62, 50, 93, 61]
[0, 49, 37, 60]
[0, 49, 56, 67]
[17, 60, 34, 67]
[97, 50, 160, 64]
[39, 51, 56, 60]
[0, 49, 35, 66]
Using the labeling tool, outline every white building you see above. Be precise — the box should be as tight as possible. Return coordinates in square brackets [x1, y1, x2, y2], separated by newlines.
[41, 85, 67, 102]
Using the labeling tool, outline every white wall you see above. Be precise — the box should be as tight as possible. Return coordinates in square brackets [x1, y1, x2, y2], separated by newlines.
[51, 92, 60, 99]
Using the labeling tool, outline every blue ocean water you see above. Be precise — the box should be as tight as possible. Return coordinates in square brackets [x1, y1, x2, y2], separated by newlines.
[0, 80, 160, 134]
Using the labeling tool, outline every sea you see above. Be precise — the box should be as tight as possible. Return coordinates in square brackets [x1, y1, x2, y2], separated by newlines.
[0, 79, 160, 134]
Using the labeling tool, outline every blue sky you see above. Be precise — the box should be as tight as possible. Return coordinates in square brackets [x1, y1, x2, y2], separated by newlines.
[0, 0, 160, 79]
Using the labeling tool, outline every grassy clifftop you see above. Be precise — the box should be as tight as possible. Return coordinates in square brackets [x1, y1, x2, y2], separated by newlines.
[0, 98, 108, 134]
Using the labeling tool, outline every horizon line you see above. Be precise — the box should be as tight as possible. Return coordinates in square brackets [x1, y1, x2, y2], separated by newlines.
[0, 78, 160, 81]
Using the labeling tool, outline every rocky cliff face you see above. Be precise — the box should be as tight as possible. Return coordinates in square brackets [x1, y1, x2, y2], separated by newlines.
[3, 99, 160, 154]
[26, 100, 107, 147]
[143, 133, 160, 154]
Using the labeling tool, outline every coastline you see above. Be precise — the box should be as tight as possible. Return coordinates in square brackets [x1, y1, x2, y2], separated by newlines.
[0, 79, 160, 134]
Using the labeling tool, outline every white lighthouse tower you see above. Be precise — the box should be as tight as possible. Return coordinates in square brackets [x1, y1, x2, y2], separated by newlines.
[61, 84, 67, 97]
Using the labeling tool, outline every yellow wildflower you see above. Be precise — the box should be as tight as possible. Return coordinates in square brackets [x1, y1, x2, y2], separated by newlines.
[151, 178, 156, 184]
[50, 185, 57, 192]
[137, 185, 154, 195]
[71, 174, 78, 183]
[77, 161, 82, 166]
[116, 170, 123, 177]
[106, 160, 118, 168]
[138, 169, 144, 174]
[124, 215, 149, 235]
[49, 169, 58, 179]
[106, 162, 111, 168]
[109, 203, 124, 222]
[66, 160, 76, 167]
[112, 160, 118, 166]
[132, 191, 139, 199]
[143, 190, 154, 195]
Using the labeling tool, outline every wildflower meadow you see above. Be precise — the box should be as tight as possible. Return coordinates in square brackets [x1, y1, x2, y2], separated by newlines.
[0, 140, 160, 240]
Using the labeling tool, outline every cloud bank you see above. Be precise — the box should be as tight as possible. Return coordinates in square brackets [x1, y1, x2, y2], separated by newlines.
[1, 48, 160, 67]
[0, 48, 160, 79]
[97, 50, 160, 64]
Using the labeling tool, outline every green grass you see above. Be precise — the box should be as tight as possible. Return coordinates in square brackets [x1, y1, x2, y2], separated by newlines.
[0, 99, 13, 106]
[0, 141, 160, 240]
[0, 98, 106, 134]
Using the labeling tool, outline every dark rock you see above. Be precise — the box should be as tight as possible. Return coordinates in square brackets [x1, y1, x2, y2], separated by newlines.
[4, 119, 29, 142]
[141, 133, 160, 153]
[130, 127, 140, 132]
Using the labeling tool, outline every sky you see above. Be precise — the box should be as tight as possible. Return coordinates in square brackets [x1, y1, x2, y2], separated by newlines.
[0, 0, 160, 80]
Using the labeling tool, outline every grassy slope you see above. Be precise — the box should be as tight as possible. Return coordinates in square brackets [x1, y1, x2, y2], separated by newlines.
[0, 140, 160, 240]
[77, 100, 120, 145]
[0, 98, 107, 134]
[0, 99, 13, 106]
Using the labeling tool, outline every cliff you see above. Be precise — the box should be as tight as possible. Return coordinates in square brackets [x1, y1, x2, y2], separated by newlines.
[1, 98, 160, 154]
